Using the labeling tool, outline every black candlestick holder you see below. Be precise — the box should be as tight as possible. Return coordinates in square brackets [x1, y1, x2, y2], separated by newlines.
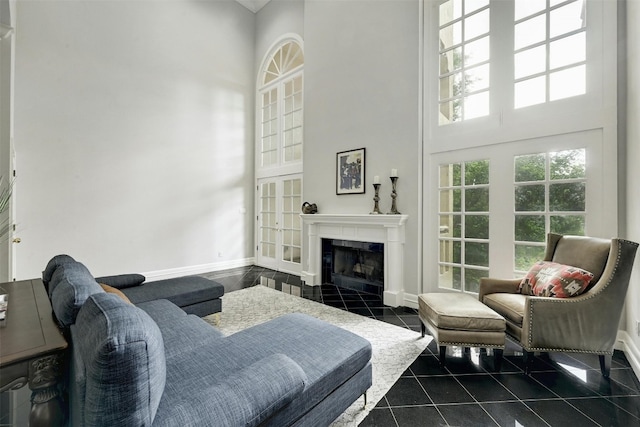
[370, 183, 382, 214]
[388, 176, 401, 214]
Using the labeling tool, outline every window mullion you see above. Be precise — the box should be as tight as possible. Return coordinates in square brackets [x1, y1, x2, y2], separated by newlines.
[278, 80, 284, 165]
[491, 0, 514, 124]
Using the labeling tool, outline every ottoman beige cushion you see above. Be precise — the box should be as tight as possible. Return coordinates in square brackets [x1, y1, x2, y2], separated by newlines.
[419, 293, 506, 348]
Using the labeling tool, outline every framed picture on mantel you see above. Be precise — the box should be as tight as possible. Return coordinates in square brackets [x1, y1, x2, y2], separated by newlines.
[336, 148, 365, 195]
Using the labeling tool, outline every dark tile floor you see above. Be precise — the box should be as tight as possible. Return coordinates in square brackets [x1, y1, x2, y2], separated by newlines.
[202, 265, 640, 427]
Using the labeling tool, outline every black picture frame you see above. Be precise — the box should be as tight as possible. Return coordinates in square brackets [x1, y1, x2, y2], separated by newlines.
[336, 148, 365, 195]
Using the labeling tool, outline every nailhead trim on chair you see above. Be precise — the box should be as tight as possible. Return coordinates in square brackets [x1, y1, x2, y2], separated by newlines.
[436, 342, 505, 349]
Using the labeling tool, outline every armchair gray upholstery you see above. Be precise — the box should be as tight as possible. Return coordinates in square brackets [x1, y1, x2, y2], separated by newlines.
[479, 233, 638, 377]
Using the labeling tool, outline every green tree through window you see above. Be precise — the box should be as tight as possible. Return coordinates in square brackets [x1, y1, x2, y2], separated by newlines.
[514, 149, 586, 272]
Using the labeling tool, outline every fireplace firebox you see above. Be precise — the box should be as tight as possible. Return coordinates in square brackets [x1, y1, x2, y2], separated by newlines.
[322, 239, 384, 296]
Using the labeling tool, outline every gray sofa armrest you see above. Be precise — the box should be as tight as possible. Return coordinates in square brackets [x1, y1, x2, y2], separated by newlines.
[479, 277, 521, 302]
[157, 354, 307, 427]
[94, 273, 146, 289]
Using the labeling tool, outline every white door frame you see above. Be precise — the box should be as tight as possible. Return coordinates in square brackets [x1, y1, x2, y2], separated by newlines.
[256, 174, 302, 275]
[0, 1, 15, 282]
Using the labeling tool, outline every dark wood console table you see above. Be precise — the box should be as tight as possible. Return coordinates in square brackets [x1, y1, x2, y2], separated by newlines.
[0, 279, 68, 426]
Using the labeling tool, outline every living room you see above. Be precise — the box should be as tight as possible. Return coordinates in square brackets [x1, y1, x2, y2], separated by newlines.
[1, 0, 639, 425]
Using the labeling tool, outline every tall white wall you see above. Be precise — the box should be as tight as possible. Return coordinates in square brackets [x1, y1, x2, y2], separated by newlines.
[303, 0, 421, 304]
[13, 0, 256, 279]
[255, 0, 304, 69]
[625, 0, 640, 375]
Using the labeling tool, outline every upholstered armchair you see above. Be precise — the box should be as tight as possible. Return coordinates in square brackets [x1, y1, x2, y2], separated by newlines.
[479, 233, 638, 377]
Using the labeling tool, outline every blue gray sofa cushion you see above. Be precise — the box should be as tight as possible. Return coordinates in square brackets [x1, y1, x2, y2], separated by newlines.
[50, 261, 103, 327]
[47, 259, 89, 298]
[154, 354, 307, 427]
[136, 299, 224, 359]
[94, 273, 146, 289]
[72, 292, 166, 426]
[222, 313, 372, 426]
[122, 275, 224, 306]
[159, 313, 372, 426]
[42, 254, 76, 289]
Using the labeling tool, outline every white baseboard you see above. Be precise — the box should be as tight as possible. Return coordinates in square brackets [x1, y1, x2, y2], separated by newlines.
[403, 293, 419, 310]
[142, 257, 255, 282]
[616, 330, 640, 381]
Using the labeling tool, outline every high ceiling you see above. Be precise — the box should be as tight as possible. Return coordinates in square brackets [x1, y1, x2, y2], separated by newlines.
[235, 0, 271, 13]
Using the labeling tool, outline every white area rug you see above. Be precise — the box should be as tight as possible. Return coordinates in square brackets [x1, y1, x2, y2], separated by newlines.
[204, 285, 430, 426]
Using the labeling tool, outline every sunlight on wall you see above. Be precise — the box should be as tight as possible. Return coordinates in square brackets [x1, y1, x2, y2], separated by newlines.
[208, 86, 249, 261]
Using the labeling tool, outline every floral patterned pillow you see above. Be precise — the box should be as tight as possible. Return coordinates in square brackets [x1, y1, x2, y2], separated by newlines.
[519, 261, 594, 298]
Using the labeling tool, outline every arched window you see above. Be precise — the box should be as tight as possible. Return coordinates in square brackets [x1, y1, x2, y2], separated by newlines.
[263, 40, 304, 85]
[255, 36, 304, 274]
[258, 38, 304, 169]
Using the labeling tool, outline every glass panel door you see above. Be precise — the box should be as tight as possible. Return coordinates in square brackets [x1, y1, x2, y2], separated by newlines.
[280, 177, 302, 272]
[258, 180, 278, 270]
[256, 175, 302, 274]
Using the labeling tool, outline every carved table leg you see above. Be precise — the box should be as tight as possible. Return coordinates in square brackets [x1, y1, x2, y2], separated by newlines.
[28, 354, 66, 427]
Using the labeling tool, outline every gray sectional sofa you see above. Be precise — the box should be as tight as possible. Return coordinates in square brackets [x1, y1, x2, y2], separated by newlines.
[43, 254, 224, 317]
[44, 255, 373, 426]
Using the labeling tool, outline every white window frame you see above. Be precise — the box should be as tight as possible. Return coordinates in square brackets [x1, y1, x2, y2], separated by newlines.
[427, 129, 610, 290]
[437, 0, 491, 125]
[437, 159, 491, 293]
[255, 34, 304, 273]
[513, 148, 588, 275]
[256, 35, 304, 179]
[424, 0, 609, 152]
[513, 1, 588, 109]
[423, 0, 618, 295]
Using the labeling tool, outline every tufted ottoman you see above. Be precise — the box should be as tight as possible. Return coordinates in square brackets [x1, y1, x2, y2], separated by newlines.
[419, 293, 506, 371]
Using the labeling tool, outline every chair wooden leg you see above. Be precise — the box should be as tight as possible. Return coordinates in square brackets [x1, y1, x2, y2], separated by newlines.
[523, 350, 534, 375]
[599, 354, 612, 378]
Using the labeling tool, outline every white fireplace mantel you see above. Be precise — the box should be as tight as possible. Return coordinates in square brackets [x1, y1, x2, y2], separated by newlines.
[300, 214, 408, 307]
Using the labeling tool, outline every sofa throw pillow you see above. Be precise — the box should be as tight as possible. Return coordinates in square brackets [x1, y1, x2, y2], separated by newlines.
[519, 261, 593, 298]
[100, 284, 132, 304]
